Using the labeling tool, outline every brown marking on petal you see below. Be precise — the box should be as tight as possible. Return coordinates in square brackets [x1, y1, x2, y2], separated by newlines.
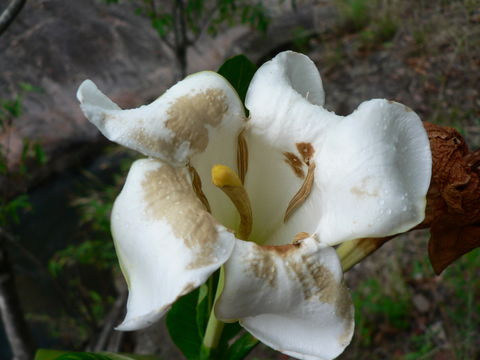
[181, 282, 196, 296]
[141, 164, 218, 269]
[284, 162, 316, 222]
[404, 105, 413, 112]
[336, 283, 354, 345]
[296, 142, 315, 165]
[293, 232, 310, 243]
[188, 164, 211, 213]
[245, 245, 277, 288]
[262, 242, 302, 256]
[166, 89, 228, 153]
[237, 130, 248, 184]
[131, 127, 167, 155]
[130, 89, 228, 158]
[287, 254, 337, 303]
[335, 283, 353, 321]
[283, 152, 305, 178]
[350, 177, 379, 198]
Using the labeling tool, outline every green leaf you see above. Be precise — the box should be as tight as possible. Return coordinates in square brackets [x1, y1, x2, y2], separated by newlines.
[18, 82, 42, 93]
[166, 289, 202, 360]
[196, 284, 209, 338]
[3, 96, 22, 117]
[34, 143, 47, 164]
[220, 322, 242, 344]
[34, 350, 161, 360]
[217, 55, 257, 105]
[223, 332, 259, 360]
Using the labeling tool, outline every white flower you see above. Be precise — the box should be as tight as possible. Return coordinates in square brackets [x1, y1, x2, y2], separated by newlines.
[77, 51, 431, 360]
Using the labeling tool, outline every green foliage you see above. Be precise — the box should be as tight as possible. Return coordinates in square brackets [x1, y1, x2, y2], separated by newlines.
[353, 277, 411, 346]
[49, 152, 134, 277]
[166, 285, 255, 360]
[217, 55, 257, 105]
[0, 194, 30, 226]
[0, 83, 46, 228]
[291, 26, 312, 53]
[222, 332, 259, 360]
[442, 248, 480, 359]
[103, 0, 270, 78]
[166, 288, 204, 360]
[35, 349, 162, 360]
[336, 0, 371, 32]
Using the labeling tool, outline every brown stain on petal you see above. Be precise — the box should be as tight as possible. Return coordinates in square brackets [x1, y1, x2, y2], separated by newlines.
[283, 152, 305, 178]
[131, 128, 167, 155]
[130, 89, 228, 157]
[246, 245, 277, 288]
[166, 89, 228, 153]
[293, 232, 310, 243]
[350, 177, 379, 198]
[288, 254, 337, 303]
[296, 142, 315, 165]
[336, 283, 354, 345]
[263, 242, 301, 256]
[335, 283, 354, 323]
[141, 165, 219, 269]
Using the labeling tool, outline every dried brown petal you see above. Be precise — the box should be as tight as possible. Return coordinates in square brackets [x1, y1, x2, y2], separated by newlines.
[422, 122, 480, 274]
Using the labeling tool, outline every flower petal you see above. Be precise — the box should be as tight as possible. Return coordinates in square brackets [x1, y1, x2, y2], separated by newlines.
[77, 72, 245, 166]
[215, 237, 354, 360]
[244, 51, 431, 246]
[112, 159, 235, 330]
[242, 51, 341, 245]
[245, 51, 337, 149]
[314, 99, 432, 245]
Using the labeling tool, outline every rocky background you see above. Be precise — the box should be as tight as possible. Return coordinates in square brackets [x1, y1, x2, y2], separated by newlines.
[0, 0, 479, 359]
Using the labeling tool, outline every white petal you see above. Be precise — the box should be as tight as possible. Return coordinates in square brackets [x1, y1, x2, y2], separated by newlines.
[77, 72, 245, 166]
[245, 51, 339, 149]
[243, 51, 338, 245]
[112, 159, 235, 330]
[314, 99, 431, 245]
[244, 51, 431, 246]
[215, 237, 354, 360]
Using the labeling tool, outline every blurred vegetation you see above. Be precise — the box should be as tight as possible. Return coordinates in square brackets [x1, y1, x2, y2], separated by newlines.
[0, 83, 46, 228]
[103, 0, 270, 79]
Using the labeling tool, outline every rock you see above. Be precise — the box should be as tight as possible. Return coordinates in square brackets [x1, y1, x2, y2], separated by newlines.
[413, 293, 430, 313]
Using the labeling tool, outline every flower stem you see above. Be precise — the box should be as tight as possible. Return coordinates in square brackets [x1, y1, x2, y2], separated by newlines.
[337, 236, 393, 271]
[202, 268, 225, 355]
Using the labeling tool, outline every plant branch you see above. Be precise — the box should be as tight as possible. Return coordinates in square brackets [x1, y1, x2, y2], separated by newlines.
[0, 228, 35, 360]
[0, 0, 27, 37]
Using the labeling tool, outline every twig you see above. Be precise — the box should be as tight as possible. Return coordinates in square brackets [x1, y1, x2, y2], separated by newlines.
[0, 228, 35, 360]
[90, 289, 127, 352]
[0, 0, 27, 37]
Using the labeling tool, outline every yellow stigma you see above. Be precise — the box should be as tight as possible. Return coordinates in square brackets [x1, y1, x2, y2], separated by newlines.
[211, 164, 252, 241]
[211, 164, 243, 188]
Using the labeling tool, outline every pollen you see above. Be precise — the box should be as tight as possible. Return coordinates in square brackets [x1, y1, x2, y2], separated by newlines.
[212, 164, 243, 187]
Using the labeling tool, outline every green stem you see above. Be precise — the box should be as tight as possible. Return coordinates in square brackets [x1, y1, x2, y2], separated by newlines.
[202, 268, 225, 355]
[336, 236, 393, 272]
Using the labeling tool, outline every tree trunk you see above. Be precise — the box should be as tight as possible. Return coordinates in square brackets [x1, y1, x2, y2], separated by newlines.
[174, 46, 187, 81]
[0, 231, 35, 360]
